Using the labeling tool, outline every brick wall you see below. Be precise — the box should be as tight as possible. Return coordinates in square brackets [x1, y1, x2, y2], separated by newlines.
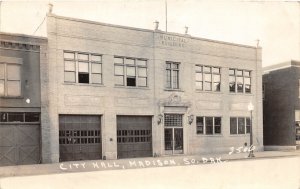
[263, 66, 298, 147]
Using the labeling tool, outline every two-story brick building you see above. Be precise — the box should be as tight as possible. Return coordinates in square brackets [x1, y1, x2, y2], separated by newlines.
[263, 60, 300, 150]
[41, 13, 263, 163]
[0, 32, 47, 166]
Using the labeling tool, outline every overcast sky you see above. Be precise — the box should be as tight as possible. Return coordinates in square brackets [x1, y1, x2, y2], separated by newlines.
[0, 0, 299, 67]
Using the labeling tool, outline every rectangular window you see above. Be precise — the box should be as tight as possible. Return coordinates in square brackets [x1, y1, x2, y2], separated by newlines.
[196, 116, 222, 135]
[230, 117, 251, 135]
[114, 57, 147, 87]
[205, 117, 213, 135]
[164, 114, 182, 127]
[166, 62, 180, 89]
[0, 63, 21, 97]
[196, 117, 204, 134]
[195, 65, 220, 92]
[214, 117, 221, 134]
[230, 118, 237, 134]
[0, 112, 40, 123]
[246, 118, 251, 134]
[238, 117, 245, 134]
[229, 68, 251, 93]
[63, 51, 102, 84]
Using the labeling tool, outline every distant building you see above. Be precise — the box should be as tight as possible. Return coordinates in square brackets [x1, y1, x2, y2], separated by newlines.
[0, 32, 47, 166]
[263, 60, 300, 150]
[42, 13, 263, 163]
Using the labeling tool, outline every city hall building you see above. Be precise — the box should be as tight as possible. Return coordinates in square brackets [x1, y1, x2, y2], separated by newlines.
[0, 32, 47, 166]
[42, 13, 263, 163]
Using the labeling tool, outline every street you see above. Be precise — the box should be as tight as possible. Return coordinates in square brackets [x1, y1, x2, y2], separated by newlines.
[0, 156, 299, 189]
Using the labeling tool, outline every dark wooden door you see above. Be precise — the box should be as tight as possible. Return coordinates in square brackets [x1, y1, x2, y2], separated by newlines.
[59, 115, 102, 162]
[0, 124, 40, 166]
[117, 116, 152, 159]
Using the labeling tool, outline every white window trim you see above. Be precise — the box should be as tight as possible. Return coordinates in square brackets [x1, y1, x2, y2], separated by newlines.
[195, 65, 221, 92]
[63, 51, 103, 85]
[114, 56, 148, 87]
[196, 116, 222, 135]
[229, 68, 252, 94]
[230, 117, 251, 135]
[166, 61, 180, 90]
[0, 57, 22, 97]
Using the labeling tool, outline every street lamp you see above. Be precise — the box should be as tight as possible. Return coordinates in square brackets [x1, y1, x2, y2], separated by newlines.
[247, 102, 255, 158]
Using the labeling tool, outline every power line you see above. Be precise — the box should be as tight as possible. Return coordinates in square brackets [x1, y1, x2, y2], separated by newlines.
[33, 16, 46, 35]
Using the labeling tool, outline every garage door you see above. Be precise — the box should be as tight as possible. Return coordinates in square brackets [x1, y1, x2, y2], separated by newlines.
[59, 115, 102, 162]
[117, 116, 152, 159]
[0, 112, 40, 166]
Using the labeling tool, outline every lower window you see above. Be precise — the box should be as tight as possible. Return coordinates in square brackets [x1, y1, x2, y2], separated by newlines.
[230, 117, 250, 135]
[196, 116, 221, 135]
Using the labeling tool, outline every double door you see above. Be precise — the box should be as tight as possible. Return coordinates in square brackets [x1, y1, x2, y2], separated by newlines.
[164, 128, 183, 155]
[164, 114, 183, 155]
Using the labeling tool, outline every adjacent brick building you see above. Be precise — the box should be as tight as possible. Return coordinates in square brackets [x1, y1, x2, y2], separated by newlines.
[263, 60, 300, 150]
[0, 32, 47, 166]
[42, 13, 263, 163]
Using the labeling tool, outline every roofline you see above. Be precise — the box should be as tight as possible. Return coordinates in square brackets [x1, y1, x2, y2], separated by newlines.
[263, 60, 300, 74]
[0, 32, 47, 41]
[48, 13, 258, 49]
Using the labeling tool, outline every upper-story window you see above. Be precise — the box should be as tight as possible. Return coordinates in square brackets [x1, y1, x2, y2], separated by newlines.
[0, 62, 21, 97]
[114, 57, 147, 87]
[64, 51, 102, 84]
[166, 62, 180, 89]
[195, 65, 220, 91]
[229, 69, 251, 93]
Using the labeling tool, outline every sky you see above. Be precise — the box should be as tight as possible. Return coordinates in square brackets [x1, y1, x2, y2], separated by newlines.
[0, 0, 299, 67]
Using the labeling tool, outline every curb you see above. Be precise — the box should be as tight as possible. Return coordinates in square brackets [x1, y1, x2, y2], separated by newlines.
[0, 152, 299, 178]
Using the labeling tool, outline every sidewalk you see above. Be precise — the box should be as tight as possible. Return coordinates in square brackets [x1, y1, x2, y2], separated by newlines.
[0, 150, 299, 178]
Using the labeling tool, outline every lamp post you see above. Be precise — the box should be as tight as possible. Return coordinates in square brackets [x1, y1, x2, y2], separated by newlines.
[247, 102, 255, 158]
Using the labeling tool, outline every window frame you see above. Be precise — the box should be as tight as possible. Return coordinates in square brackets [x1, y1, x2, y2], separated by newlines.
[230, 117, 251, 135]
[164, 114, 183, 127]
[0, 112, 40, 123]
[229, 68, 252, 94]
[166, 61, 180, 90]
[196, 116, 222, 135]
[0, 62, 22, 97]
[114, 56, 148, 87]
[63, 51, 103, 85]
[195, 65, 221, 92]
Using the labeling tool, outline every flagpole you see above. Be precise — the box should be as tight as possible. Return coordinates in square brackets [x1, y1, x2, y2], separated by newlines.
[0, 1, 2, 32]
[165, 0, 167, 32]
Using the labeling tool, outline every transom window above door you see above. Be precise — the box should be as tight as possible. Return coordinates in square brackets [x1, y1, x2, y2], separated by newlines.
[164, 114, 183, 127]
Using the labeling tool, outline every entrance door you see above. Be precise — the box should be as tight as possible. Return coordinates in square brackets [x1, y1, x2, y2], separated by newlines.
[0, 112, 40, 166]
[164, 114, 183, 155]
[164, 128, 183, 155]
[0, 124, 40, 166]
